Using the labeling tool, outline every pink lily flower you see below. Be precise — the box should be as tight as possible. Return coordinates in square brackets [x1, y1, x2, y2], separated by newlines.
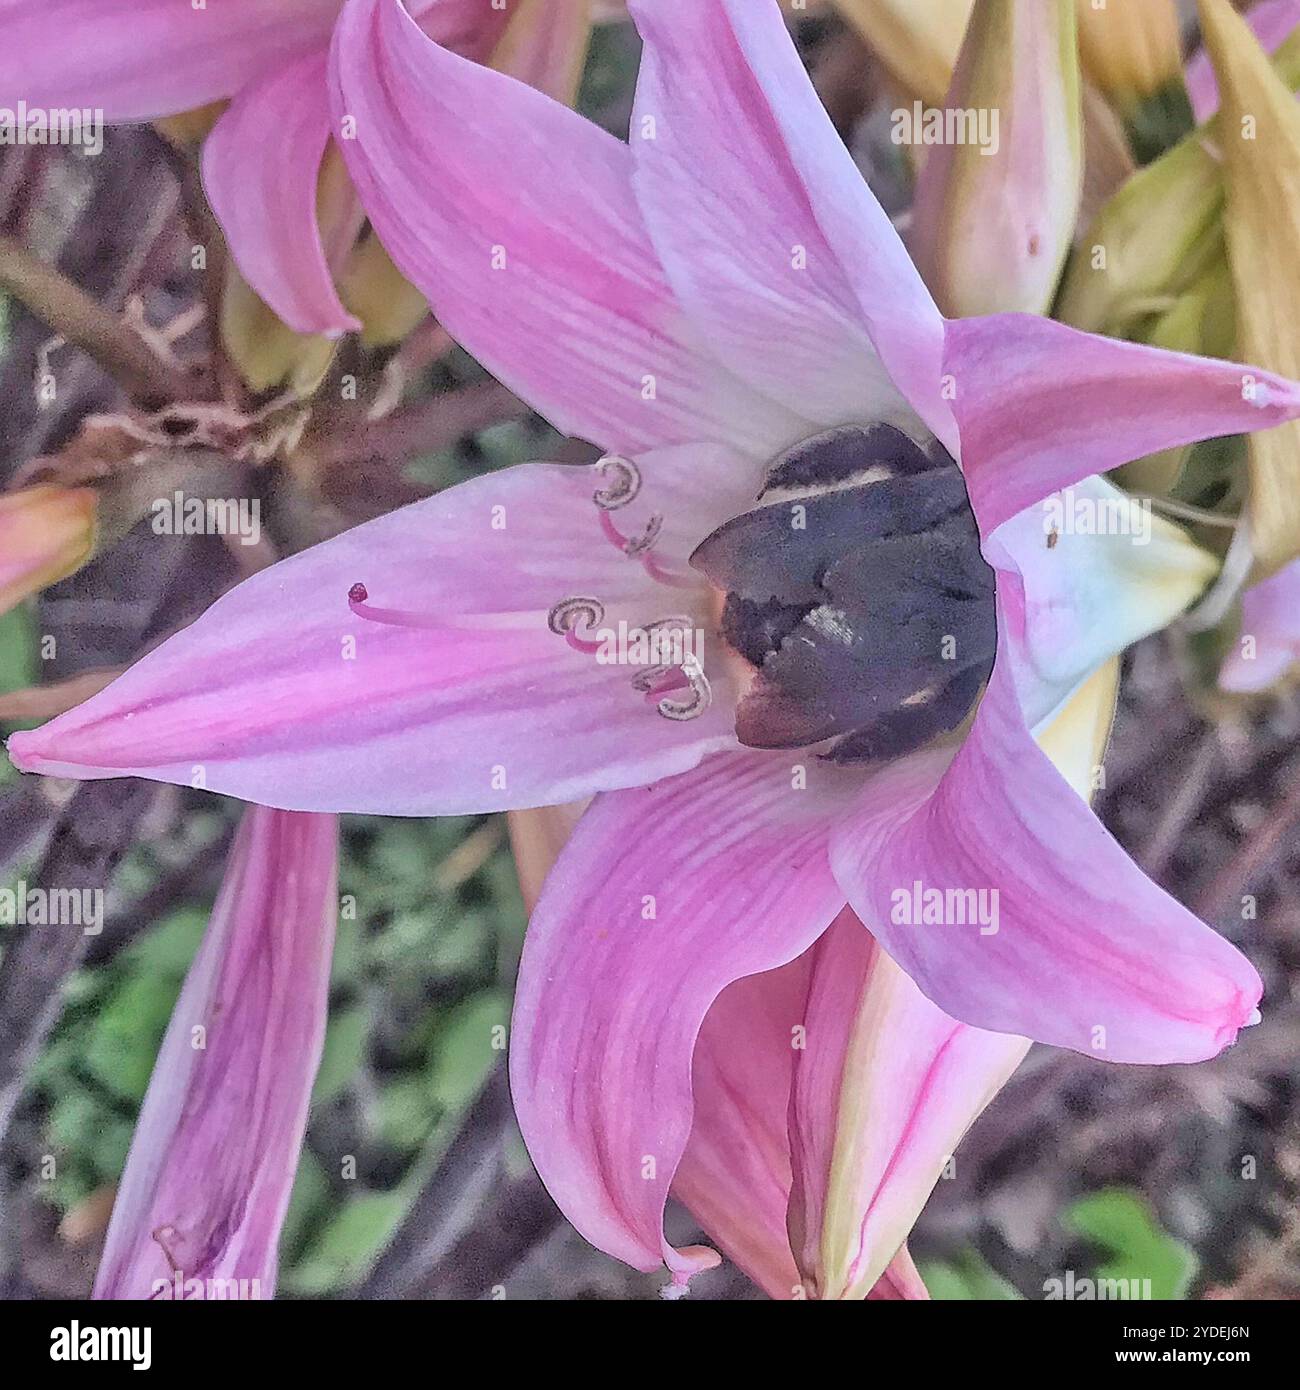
[0, 0, 578, 336]
[8, 0, 1300, 1290]
[94, 806, 337, 1300]
[1185, 0, 1300, 120]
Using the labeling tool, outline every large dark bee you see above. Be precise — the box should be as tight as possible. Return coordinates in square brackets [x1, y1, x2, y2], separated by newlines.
[690, 424, 997, 765]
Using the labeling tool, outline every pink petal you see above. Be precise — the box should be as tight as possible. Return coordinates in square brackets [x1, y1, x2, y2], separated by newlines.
[1185, 0, 1300, 122]
[868, 1247, 929, 1300]
[673, 960, 811, 1298]
[788, 911, 1027, 1298]
[408, 0, 511, 61]
[94, 805, 336, 1298]
[506, 799, 921, 1300]
[713, 0, 953, 449]
[509, 751, 848, 1283]
[8, 451, 751, 813]
[1221, 558, 1300, 690]
[203, 53, 361, 337]
[328, 0, 803, 457]
[0, 0, 339, 120]
[994, 476, 1216, 729]
[945, 313, 1300, 538]
[681, 934, 934, 1301]
[626, 0, 913, 428]
[506, 799, 924, 1301]
[828, 644, 1263, 1063]
[677, 940, 933, 1301]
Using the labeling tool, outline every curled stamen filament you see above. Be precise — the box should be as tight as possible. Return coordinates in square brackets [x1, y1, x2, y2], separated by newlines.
[591, 453, 699, 589]
[637, 662, 714, 720]
[597, 510, 698, 589]
[641, 549, 698, 590]
[639, 667, 689, 701]
[599, 506, 662, 557]
[593, 454, 641, 510]
[550, 600, 712, 721]
[566, 629, 602, 654]
[548, 595, 606, 653]
[656, 655, 712, 721]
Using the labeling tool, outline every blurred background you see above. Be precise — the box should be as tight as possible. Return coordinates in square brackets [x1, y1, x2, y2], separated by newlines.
[1, 3, 1298, 1300]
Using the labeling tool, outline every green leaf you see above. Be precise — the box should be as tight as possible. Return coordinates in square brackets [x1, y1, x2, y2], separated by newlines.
[1065, 1188, 1198, 1300]
[281, 1190, 411, 1296]
[0, 603, 36, 695]
[47, 1089, 133, 1202]
[310, 1003, 369, 1107]
[120, 906, 208, 977]
[425, 908, 491, 979]
[279, 1148, 331, 1260]
[0, 605, 37, 786]
[375, 1076, 437, 1153]
[426, 990, 508, 1112]
[919, 1250, 1022, 1301]
[81, 972, 180, 1105]
[329, 910, 363, 990]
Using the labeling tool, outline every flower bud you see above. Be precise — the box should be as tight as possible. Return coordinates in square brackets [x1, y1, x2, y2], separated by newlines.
[1200, 0, 1300, 574]
[910, 0, 1082, 316]
[1058, 21, 1300, 338]
[0, 485, 97, 615]
[1075, 0, 1182, 113]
